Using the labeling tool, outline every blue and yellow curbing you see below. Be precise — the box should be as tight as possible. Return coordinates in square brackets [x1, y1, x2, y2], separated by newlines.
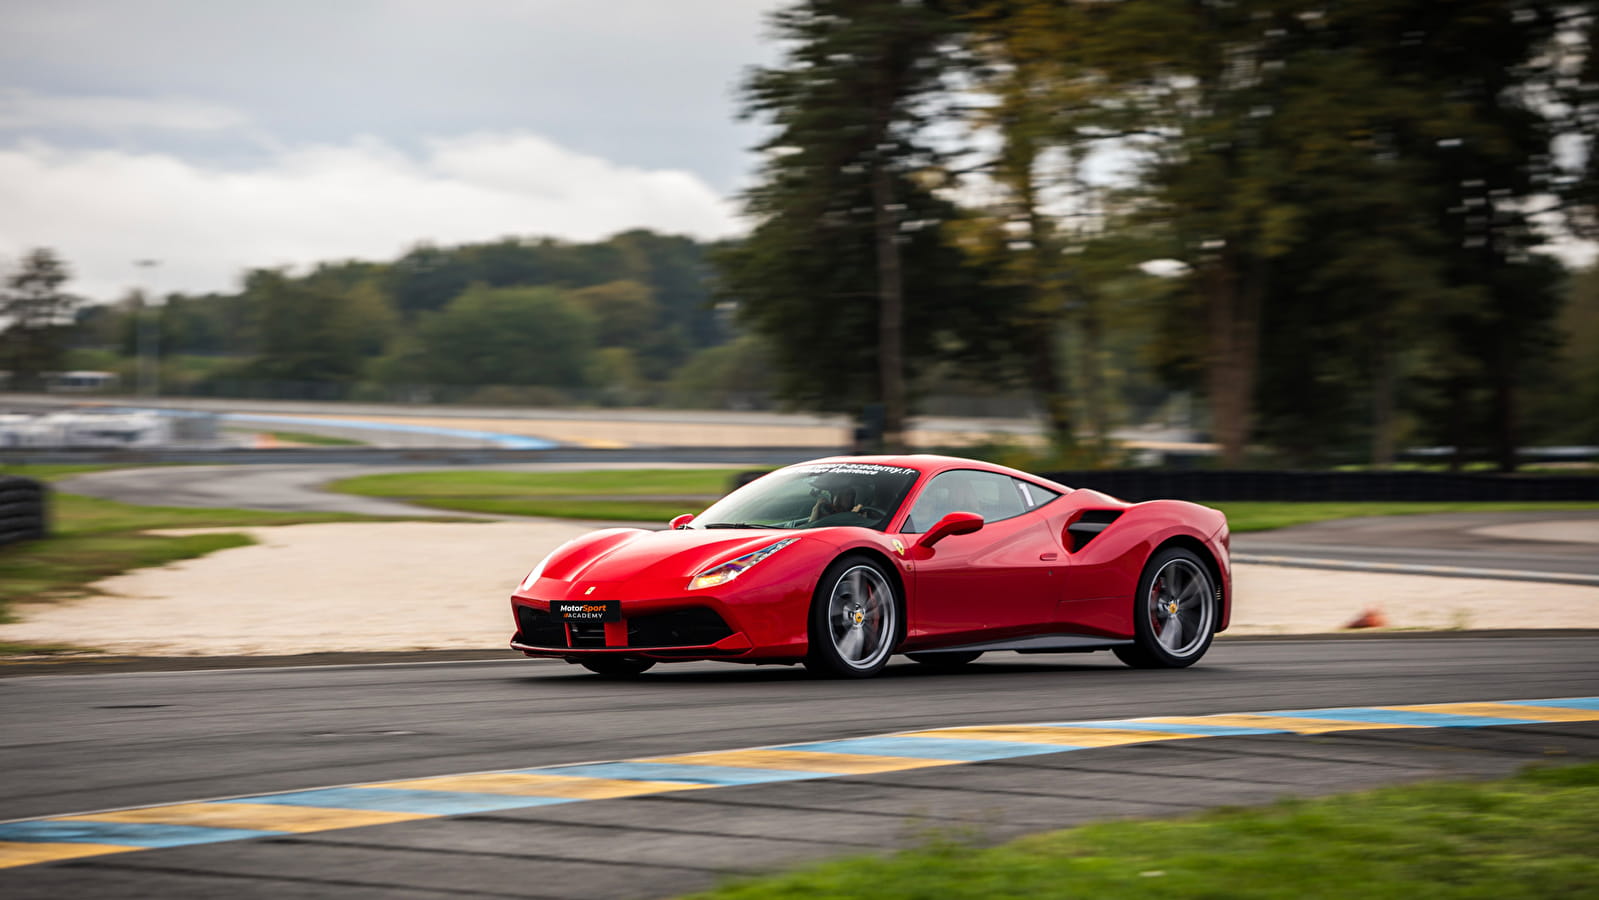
[2, 696, 1596, 871]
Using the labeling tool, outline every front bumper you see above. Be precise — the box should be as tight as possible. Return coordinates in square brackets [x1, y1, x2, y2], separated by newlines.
[510, 601, 757, 660]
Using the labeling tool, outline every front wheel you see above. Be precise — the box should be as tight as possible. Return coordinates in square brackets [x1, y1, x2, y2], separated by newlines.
[1114, 547, 1217, 669]
[579, 658, 656, 678]
[804, 556, 900, 678]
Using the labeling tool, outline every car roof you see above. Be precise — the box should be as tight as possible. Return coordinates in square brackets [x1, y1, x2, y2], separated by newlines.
[796, 454, 1073, 491]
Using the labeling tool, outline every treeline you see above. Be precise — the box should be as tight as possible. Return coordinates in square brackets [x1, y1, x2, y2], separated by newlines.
[721, 0, 1599, 470]
[62, 231, 777, 408]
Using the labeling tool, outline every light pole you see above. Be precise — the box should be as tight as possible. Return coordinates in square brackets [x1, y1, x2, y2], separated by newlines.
[134, 259, 161, 398]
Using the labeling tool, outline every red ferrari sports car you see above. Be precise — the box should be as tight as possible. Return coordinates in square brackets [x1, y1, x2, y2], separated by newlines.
[510, 455, 1230, 678]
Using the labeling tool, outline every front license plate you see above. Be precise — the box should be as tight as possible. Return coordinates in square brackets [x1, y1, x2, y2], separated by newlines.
[552, 600, 620, 623]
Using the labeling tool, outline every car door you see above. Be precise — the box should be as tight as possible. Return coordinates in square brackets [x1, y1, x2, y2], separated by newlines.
[899, 470, 1065, 644]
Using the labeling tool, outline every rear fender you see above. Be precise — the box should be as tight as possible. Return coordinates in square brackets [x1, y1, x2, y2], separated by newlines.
[1058, 500, 1228, 634]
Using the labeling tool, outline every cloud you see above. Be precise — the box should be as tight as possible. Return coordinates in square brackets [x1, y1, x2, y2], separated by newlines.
[0, 2, 783, 192]
[0, 88, 251, 133]
[0, 132, 744, 301]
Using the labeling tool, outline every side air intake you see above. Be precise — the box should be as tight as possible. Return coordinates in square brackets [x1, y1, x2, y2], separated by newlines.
[1066, 510, 1123, 552]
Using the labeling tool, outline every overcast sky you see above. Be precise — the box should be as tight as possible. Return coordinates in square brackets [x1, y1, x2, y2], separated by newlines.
[3, 1, 1592, 303]
[0, 0, 784, 300]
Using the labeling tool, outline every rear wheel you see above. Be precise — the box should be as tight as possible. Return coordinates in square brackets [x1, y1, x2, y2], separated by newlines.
[906, 651, 983, 670]
[579, 658, 656, 678]
[804, 556, 900, 678]
[1114, 547, 1217, 669]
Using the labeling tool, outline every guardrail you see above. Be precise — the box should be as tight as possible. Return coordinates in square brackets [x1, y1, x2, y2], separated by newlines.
[1042, 469, 1599, 502]
[0, 475, 47, 547]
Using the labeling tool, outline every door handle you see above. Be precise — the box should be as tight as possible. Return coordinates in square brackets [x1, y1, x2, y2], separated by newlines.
[1039, 553, 1058, 561]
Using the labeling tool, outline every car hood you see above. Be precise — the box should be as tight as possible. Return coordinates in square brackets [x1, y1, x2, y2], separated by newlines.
[543, 528, 813, 584]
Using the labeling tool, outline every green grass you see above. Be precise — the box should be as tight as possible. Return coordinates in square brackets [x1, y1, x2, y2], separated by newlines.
[329, 468, 747, 522]
[0, 463, 124, 482]
[385, 497, 700, 522]
[331, 468, 746, 498]
[1215, 500, 1599, 532]
[683, 762, 1599, 900]
[329, 469, 1599, 529]
[0, 641, 87, 656]
[42, 492, 415, 537]
[0, 528, 254, 614]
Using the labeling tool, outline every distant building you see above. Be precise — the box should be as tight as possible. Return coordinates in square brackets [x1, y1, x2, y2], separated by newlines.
[45, 371, 120, 392]
[0, 370, 120, 392]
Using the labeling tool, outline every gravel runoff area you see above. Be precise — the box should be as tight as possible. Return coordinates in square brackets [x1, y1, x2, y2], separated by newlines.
[3, 520, 1598, 657]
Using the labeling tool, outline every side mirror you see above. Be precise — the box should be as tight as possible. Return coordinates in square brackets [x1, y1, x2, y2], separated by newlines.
[668, 513, 695, 530]
[915, 511, 983, 550]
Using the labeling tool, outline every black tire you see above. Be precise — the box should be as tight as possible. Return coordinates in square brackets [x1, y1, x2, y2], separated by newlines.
[906, 650, 983, 670]
[804, 555, 901, 678]
[1113, 546, 1218, 669]
[579, 658, 656, 678]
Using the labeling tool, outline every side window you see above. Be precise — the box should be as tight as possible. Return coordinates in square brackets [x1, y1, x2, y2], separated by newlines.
[1013, 478, 1060, 510]
[902, 470, 1030, 533]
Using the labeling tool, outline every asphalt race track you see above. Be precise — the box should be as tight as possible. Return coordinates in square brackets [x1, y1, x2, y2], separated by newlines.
[55, 462, 763, 518]
[3, 637, 1598, 898]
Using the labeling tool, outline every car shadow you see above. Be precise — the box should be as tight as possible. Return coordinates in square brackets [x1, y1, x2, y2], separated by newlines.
[507, 655, 1220, 686]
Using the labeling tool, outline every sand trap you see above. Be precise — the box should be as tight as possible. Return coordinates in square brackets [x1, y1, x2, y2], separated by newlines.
[2, 521, 1595, 656]
[1470, 520, 1599, 545]
[0, 522, 592, 656]
[1223, 565, 1596, 634]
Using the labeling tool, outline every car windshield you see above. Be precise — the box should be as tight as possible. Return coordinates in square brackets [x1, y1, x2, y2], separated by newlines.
[692, 463, 922, 531]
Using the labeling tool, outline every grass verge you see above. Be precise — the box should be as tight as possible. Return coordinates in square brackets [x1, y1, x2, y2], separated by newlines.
[331, 468, 747, 498]
[683, 762, 1599, 900]
[329, 469, 1599, 529]
[329, 468, 746, 522]
[0, 463, 124, 481]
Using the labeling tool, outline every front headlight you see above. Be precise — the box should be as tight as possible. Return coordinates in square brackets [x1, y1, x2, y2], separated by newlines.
[518, 555, 552, 591]
[688, 538, 797, 591]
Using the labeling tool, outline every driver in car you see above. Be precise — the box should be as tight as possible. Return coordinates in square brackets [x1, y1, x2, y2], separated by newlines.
[809, 486, 861, 523]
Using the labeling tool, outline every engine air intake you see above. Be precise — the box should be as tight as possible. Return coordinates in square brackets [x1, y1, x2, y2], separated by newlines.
[627, 607, 734, 648]
[514, 606, 566, 646]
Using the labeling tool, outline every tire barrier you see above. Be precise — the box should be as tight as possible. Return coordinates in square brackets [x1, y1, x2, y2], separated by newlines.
[1042, 469, 1599, 502]
[0, 475, 47, 547]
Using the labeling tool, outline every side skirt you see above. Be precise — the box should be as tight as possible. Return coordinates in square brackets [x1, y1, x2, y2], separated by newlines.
[910, 634, 1133, 655]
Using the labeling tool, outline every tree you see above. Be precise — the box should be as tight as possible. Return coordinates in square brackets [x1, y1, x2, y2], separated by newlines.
[956, 0, 1177, 459]
[608, 230, 721, 345]
[1054, 0, 1570, 471]
[1122, 2, 1320, 466]
[382, 244, 477, 317]
[733, 0, 962, 450]
[1534, 266, 1599, 443]
[1369, 0, 1570, 471]
[957, 1, 1082, 453]
[572, 281, 658, 349]
[1556, 4, 1598, 241]
[668, 334, 778, 408]
[412, 286, 595, 388]
[0, 248, 78, 390]
[231, 269, 390, 387]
